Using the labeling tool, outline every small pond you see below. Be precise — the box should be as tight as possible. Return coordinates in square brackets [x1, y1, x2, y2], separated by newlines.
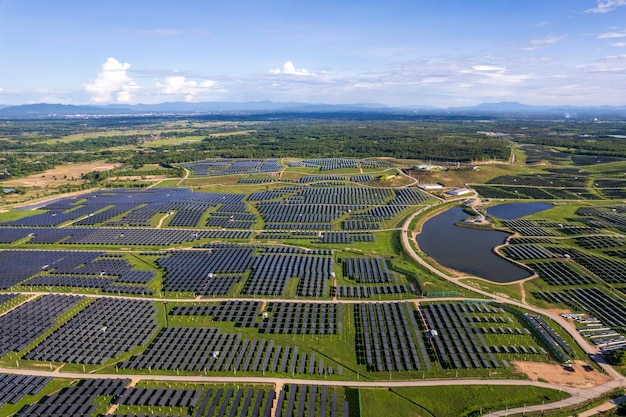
[416, 207, 532, 283]
[486, 202, 553, 220]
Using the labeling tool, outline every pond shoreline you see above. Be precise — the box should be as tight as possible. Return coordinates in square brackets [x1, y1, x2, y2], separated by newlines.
[415, 202, 551, 283]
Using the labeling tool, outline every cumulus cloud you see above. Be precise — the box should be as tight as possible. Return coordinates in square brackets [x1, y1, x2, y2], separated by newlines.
[84, 57, 138, 103]
[584, 0, 626, 13]
[269, 61, 311, 75]
[157, 76, 217, 102]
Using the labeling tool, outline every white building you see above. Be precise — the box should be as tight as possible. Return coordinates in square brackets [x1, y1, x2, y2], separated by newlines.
[419, 184, 444, 190]
[447, 187, 471, 196]
[415, 164, 444, 171]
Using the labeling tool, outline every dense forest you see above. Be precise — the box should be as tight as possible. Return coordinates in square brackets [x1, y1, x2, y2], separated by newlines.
[1, 114, 625, 179]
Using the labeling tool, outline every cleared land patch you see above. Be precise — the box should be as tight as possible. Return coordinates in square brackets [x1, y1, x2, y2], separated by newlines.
[513, 360, 610, 388]
[1, 161, 121, 188]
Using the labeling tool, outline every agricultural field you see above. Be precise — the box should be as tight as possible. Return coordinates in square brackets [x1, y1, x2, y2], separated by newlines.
[0, 116, 625, 416]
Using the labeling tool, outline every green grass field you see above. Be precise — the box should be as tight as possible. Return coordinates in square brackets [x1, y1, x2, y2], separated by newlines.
[360, 385, 570, 417]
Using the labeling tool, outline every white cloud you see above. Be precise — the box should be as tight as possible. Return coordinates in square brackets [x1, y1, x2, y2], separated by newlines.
[84, 57, 138, 103]
[269, 61, 311, 75]
[157, 76, 217, 102]
[611, 42, 626, 47]
[460, 64, 532, 85]
[479, 71, 532, 85]
[522, 36, 565, 51]
[582, 54, 626, 72]
[472, 65, 505, 72]
[584, 0, 626, 13]
[598, 31, 626, 38]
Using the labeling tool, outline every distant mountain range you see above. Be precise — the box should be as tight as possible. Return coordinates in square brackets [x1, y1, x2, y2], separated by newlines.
[0, 101, 625, 118]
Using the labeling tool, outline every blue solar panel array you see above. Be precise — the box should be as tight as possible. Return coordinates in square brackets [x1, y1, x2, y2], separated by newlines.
[351, 174, 374, 182]
[356, 302, 431, 372]
[170, 300, 262, 328]
[0, 229, 33, 243]
[0, 250, 156, 294]
[298, 175, 347, 183]
[302, 158, 392, 171]
[183, 159, 283, 176]
[0, 294, 84, 357]
[123, 326, 336, 376]
[342, 256, 397, 283]
[17, 378, 129, 417]
[158, 248, 256, 294]
[0, 250, 102, 289]
[275, 384, 349, 417]
[24, 298, 159, 364]
[0, 293, 19, 306]
[420, 302, 502, 369]
[158, 245, 333, 296]
[243, 252, 332, 296]
[0, 227, 212, 246]
[0, 374, 52, 408]
[259, 303, 340, 335]
[1, 188, 251, 230]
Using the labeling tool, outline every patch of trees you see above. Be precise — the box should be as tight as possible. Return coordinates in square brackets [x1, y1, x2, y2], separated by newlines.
[610, 349, 626, 366]
[2, 117, 624, 173]
[0, 153, 97, 179]
[109, 164, 185, 178]
[192, 121, 512, 161]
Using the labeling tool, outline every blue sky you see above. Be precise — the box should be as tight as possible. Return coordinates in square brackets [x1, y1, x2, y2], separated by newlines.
[0, 0, 625, 106]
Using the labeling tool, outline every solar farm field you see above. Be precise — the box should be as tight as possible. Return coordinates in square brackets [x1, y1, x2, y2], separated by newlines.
[8, 378, 281, 417]
[1, 151, 626, 417]
[495, 203, 626, 356]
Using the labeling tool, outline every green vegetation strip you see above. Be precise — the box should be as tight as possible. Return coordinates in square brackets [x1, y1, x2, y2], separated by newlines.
[360, 385, 570, 417]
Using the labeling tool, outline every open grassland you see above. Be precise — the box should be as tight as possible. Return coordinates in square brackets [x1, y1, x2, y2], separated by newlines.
[360, 385, 570, 417]
[41, 129, 158, 144]
[459, 278, 525, 302]
[39, 120, 257, 145]
[513, 146, 528, 165]
[141, 135, 205, 147]
[141, 130, 258, 149]
[206, 129, 257, 138]
[0, 208, 41, 222]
